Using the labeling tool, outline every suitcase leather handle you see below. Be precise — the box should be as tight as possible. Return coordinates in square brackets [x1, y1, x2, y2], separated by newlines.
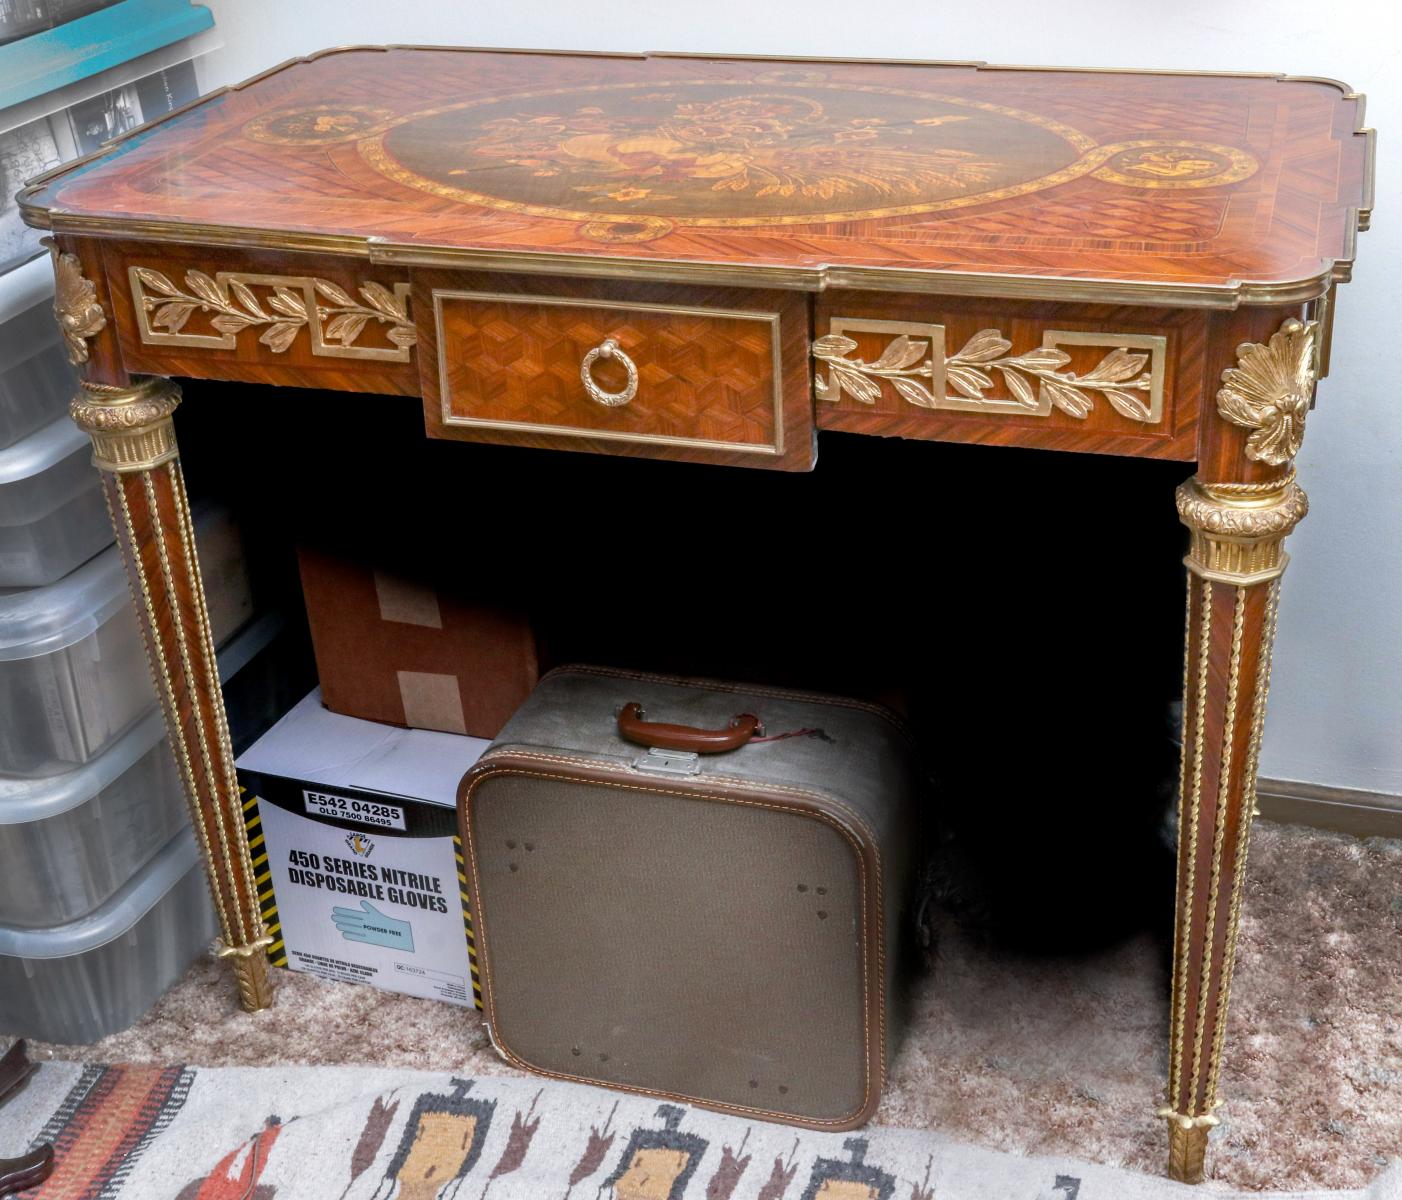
[617, 702, 762, 753]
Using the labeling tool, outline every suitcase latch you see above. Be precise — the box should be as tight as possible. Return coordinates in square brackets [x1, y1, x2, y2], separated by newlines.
[633, 747, 702, 776]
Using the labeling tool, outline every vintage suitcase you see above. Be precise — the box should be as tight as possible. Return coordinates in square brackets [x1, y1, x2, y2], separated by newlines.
[458, 665, 921, 1129]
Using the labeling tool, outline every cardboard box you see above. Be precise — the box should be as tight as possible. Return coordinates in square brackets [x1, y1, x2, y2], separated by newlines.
[297, 546, 539, 740]
[237, 688, 487, 1008]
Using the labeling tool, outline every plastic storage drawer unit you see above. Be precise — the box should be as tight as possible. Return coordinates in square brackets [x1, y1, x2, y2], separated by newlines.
[0, 828, 216, 1043]
[0, 505, 253, 776]
[0, 613, 280, 927]
[0, 415, 111, 587]
[0, 709, 178, 929]
[0, 301, 75, 451]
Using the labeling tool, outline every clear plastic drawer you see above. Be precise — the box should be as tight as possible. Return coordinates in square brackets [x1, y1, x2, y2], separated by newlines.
[0, 414, 111, 587]
[0, 828, 215, 1043]
[0, 301, 75, 451]
[0, 503, 253, 776]
[0, 611, 280, 927]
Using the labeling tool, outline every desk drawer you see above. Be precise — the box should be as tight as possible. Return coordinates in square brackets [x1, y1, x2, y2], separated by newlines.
[418, 277, 813, 470]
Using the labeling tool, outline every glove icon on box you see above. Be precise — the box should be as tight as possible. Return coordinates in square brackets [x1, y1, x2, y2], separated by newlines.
[331, 900, 415, 953]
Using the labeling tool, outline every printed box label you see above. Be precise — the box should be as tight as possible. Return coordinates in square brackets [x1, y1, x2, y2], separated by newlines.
[255, 793, 471, 1007]
[303, 789, 407, 831]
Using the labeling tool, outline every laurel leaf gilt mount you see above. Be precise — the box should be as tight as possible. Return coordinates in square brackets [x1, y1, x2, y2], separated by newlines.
[129, 267, 416, 363]
[813, 323, 1163, 424]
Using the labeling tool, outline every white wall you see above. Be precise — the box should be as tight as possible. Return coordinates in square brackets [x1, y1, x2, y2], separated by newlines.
[195, 0, 1402, 797]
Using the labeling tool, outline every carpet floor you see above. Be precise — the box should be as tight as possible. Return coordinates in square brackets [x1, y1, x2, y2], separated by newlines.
[29, 822, 1402, 1193]
[9, 1062, 1401, 1200]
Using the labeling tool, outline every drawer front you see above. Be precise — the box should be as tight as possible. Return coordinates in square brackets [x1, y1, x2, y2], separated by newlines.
[420, 278, 813, 470]
[813, 293, 1203, 461]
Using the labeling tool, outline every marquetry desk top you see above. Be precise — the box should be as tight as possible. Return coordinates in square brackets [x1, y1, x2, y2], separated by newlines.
[20, 47, 1372, 307]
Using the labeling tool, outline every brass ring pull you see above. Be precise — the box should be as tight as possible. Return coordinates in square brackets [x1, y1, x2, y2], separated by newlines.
[580, 338, 638, 407]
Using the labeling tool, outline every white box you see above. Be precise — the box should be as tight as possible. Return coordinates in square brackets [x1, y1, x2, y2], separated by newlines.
[236, 688, 487, 1008]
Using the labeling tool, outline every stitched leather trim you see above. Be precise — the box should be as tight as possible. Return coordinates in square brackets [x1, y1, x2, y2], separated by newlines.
[459, 750, 887, 1129]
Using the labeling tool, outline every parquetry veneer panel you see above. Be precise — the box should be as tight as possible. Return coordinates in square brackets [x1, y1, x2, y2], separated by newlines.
[419, 272, 813, 470]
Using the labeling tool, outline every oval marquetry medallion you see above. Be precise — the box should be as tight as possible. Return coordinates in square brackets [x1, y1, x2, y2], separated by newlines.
[357, 80, 1106, 228]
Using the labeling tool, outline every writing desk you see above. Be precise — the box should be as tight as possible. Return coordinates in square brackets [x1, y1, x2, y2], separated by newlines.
[18, 46, 1373, 1182]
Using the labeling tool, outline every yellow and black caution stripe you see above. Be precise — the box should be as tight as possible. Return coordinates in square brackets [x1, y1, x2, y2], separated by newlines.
[454, 834, 483, 1010]
[241, 786, 287, 968]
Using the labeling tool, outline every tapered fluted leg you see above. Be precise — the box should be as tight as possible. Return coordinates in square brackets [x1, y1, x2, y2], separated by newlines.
[1162, 312, 1320, 1182]
[71, 377, 273, 1011]
[1160, 471, 1301, 1183]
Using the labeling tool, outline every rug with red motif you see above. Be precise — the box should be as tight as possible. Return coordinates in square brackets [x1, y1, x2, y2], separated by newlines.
[1, 1062, 1396, 1200]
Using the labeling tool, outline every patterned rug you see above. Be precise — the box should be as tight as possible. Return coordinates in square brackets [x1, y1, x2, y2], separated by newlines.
[2, 1063, 1399, 1200]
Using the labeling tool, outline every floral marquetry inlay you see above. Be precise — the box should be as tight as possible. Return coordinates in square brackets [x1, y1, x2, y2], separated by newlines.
[128, 268, 416, 362]
[813, 320, 1166, 423]
[352, 79, 1258, 243]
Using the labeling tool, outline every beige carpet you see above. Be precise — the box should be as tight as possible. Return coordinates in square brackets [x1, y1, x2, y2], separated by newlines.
[10, 1061, 1398, 1200]
[30, 822, 1402, 1193]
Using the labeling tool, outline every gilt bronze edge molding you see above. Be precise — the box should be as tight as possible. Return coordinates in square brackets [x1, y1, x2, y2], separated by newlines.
[22, 213, 1355, 310]
[292, 45, 1375, 106]
[1355, 128, 1377, 230]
